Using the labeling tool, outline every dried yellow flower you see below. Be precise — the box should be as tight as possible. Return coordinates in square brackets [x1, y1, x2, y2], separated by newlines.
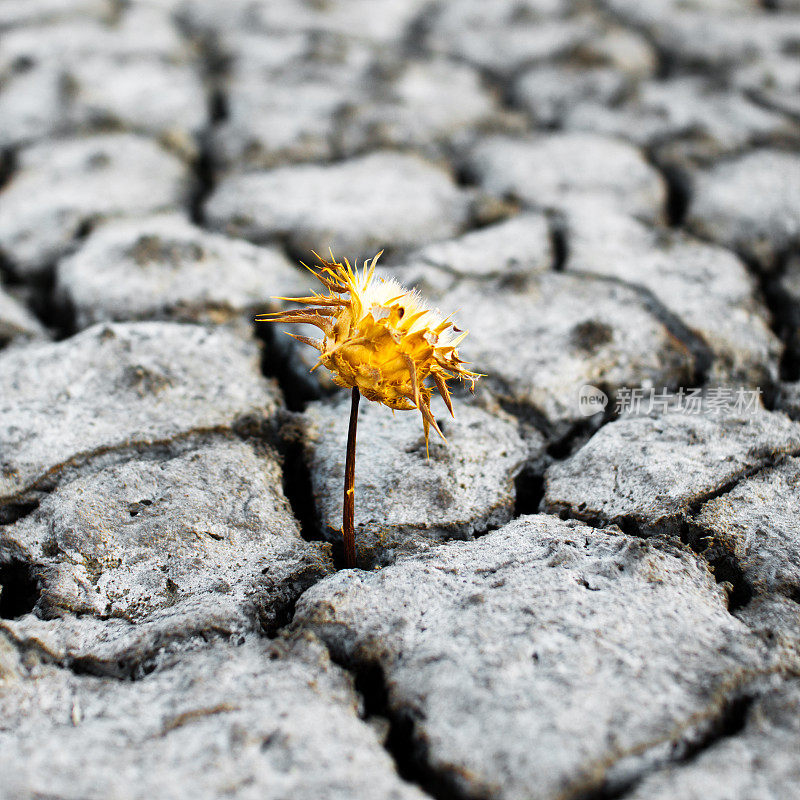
[257, 250, 480, 569]
[257, 250, 480, 445]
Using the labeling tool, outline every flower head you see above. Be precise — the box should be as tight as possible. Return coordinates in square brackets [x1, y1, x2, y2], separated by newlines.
[257, 251, 480, 444]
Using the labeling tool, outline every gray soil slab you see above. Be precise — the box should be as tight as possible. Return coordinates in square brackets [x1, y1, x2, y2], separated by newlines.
[562, 201, 780, 388]
[0, 134, 189, 278]
[0, 437, 331, 671]
[180, 0, 429, 44]
[687, 149, 800, 271]
[56, 214, 306, 329]
[0, 0, 113, 30]
[777, 381, 800, 421]
[562, 77, 797, 158]
[544, 408, 800, 536]
[514, 65, 632, 128]
[737, 594, 800, 659]
[397, 212, 553, 279]
[302, 396, 530, 565]
[0, 285, 46, 348]
[627, 676, 800, 800]
[426, 272, 694, 437]
[604, 1, 799, 70]
[0, 633, 428, 800]
[205, 152, 472, 261]
[210, 31, 371, 171]
[0, 57, 206, 155]
[339, 57, 501, 157]
[0, 5, 186, 67]
[426, 0, 594, 77]
[0, 321, 280, 503]
[691, 456, 800, 600]
[295, 514, 768, 800]
[465, 132, 666, 221]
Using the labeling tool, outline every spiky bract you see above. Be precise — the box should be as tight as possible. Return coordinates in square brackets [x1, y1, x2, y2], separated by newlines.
[257, 251, 480, 444]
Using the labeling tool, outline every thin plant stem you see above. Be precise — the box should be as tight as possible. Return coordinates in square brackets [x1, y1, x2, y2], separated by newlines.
[342, 386, 360, 568]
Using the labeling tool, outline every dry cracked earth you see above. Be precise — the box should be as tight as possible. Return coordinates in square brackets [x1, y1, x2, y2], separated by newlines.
[1, 1, 800, 798]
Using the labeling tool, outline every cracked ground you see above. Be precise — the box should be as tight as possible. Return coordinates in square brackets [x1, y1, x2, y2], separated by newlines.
[1, 0, 800, 798]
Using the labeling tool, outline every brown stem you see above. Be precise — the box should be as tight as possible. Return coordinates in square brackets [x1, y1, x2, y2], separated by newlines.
[342, 386, 360, 568]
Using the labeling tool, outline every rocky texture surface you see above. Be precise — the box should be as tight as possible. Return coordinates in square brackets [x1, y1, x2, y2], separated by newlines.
[0, 438, 332, 672]
[295, 515, 771, 800]
[627, 675, 800, 800]
[0, 7, 205, 153]
[738, 594, 800, 660]
[544, 407, 800, 537]
[0, 134, 188, 278]
[465, 132, 667, 221]
[425, 0, 596, 78]
[205, 152, 472, 260]
[777, 380, 800, 421]
[180, 0, 430, 44]
[420, 271, 695, 437]
[56, 214, 305, 330]
[207, 29, 370, 171]
[687, 150, 800, 271]
[2, 1, 800, 797]
[0, 283, 46, 348]
[0, 633, 428, 800]
[0, 0, 113, 29]
[302, 396, 530, 565]
[338, 56, 502, 158]
[603, 0, 800, 68]
[0, 322, 279, 502]
[396, 212, 554, 280]
[560, 77, 796, 158]
[691, 456, 800, 601]
[561, 201, 781, 388]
